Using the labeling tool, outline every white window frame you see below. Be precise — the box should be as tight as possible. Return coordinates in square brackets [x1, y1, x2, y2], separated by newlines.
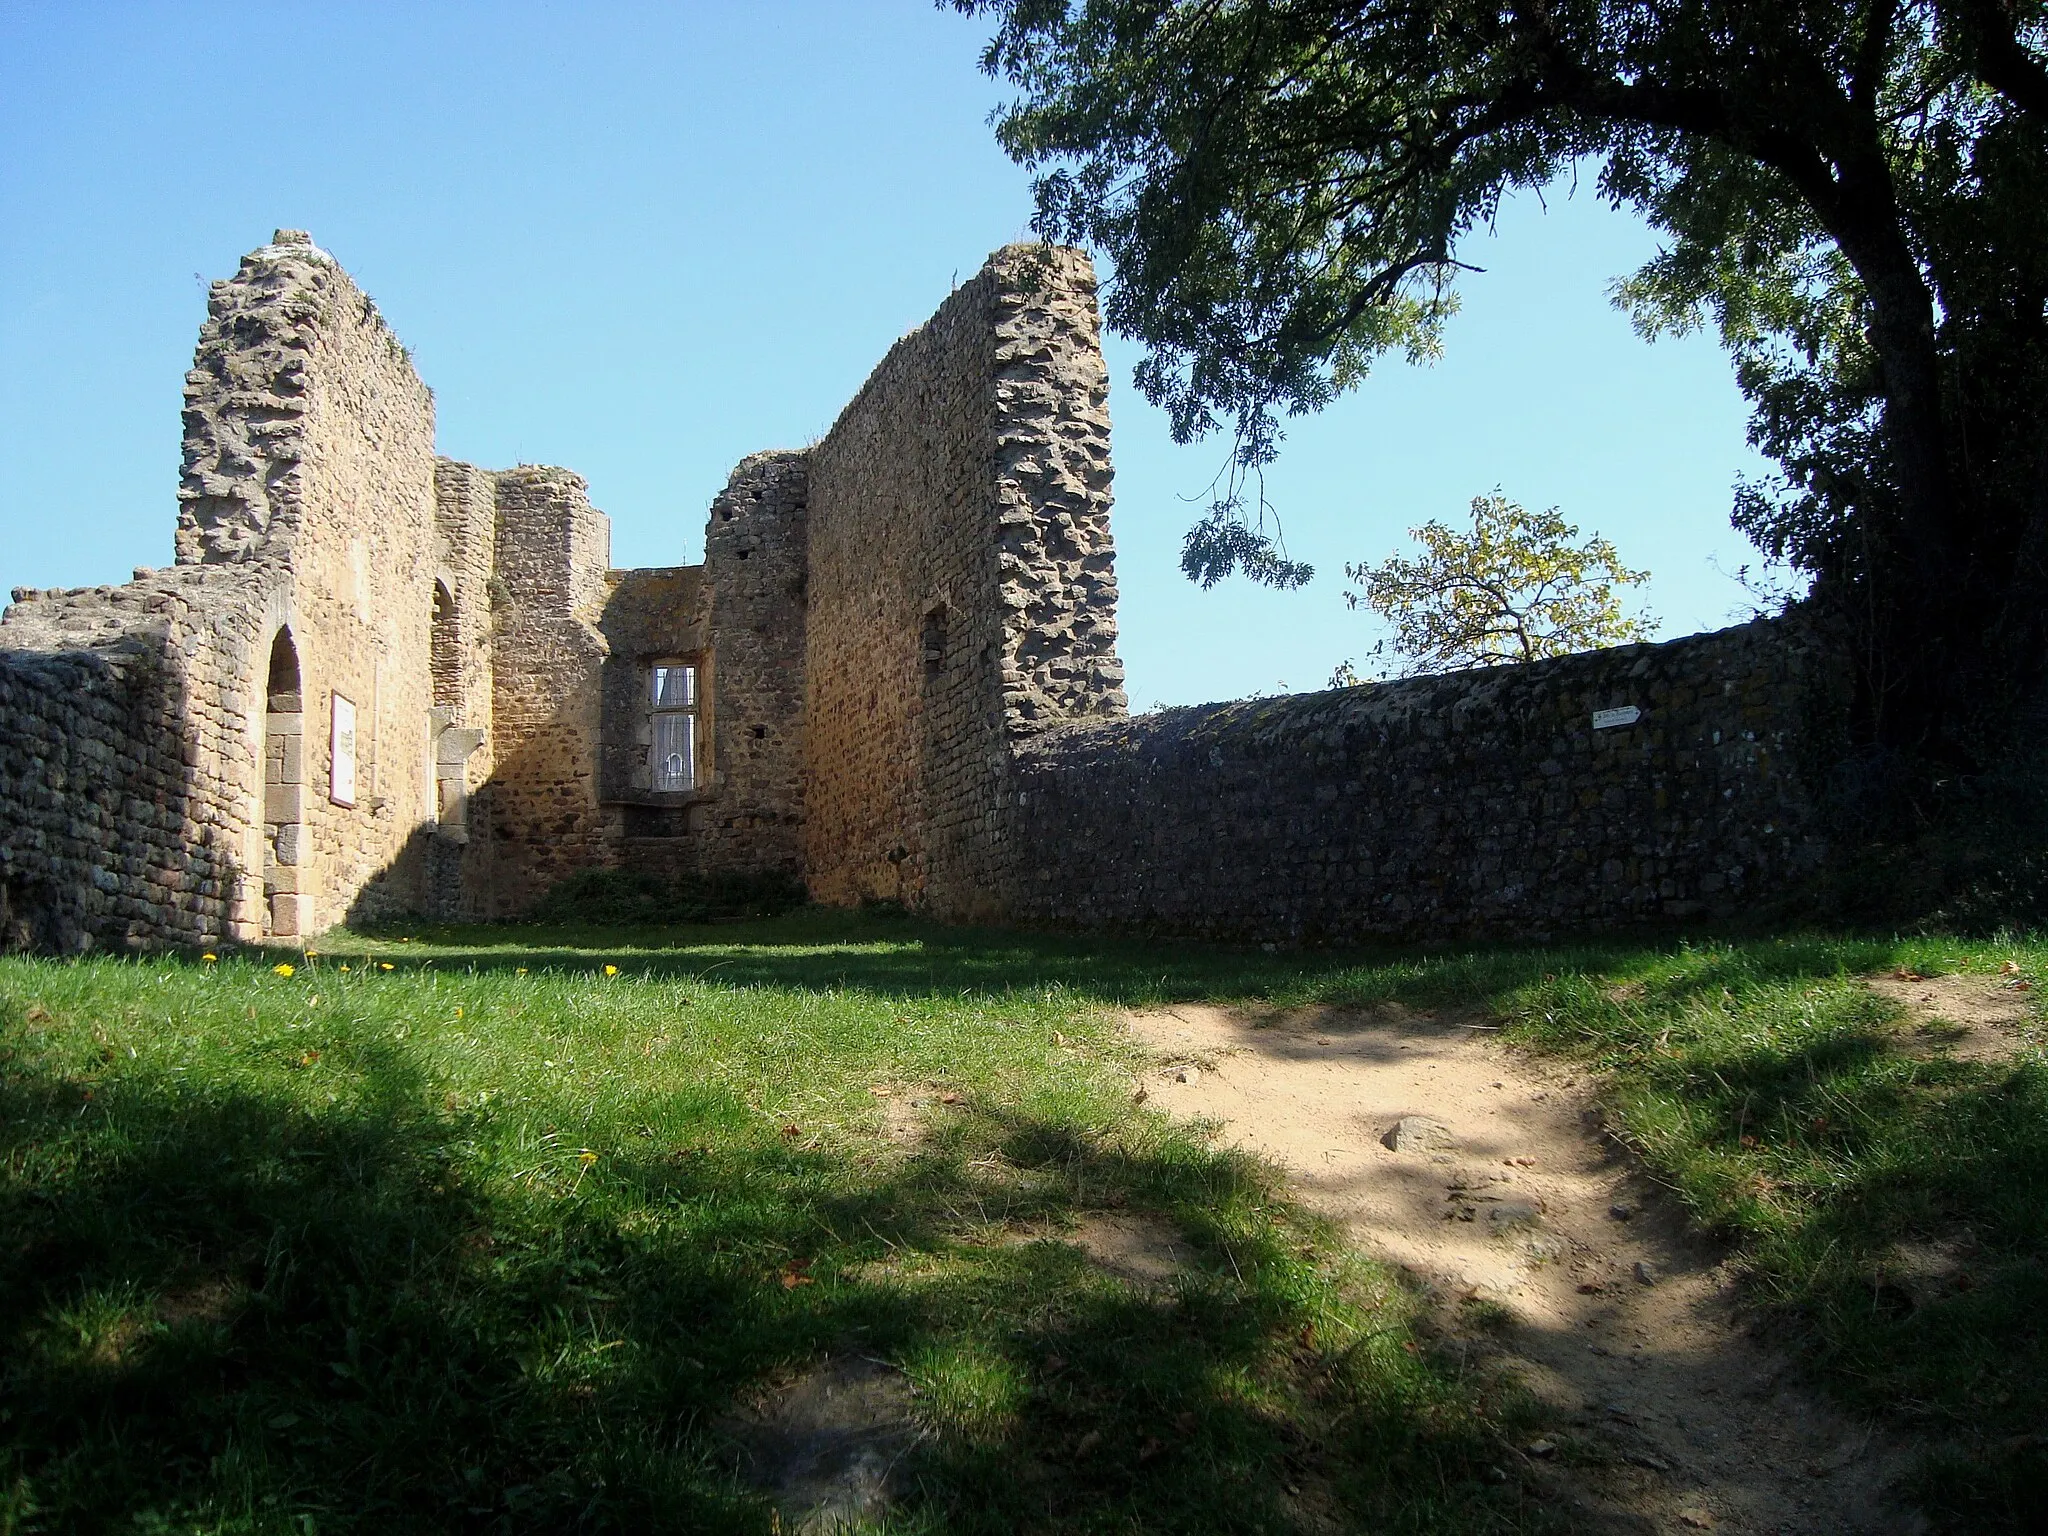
[649, 660, 699, 793]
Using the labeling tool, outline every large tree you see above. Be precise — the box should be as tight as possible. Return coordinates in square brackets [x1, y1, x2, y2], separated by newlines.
[954, 0, 2048, 775]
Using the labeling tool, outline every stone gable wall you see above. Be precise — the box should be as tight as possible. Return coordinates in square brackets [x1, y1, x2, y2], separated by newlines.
[176, 236, 321, 565]
[3, 229, 441, 947]
[279, 239, 441, 929]
[1008, 619, 1837, 941]
[801, 246, 1126, 915]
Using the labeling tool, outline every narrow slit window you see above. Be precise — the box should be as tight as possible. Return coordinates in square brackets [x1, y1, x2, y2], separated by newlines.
[649, 662, 698, 792]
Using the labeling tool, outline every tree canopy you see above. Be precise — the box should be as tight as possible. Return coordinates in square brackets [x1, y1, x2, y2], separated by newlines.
[955, 0, 2048, 770]
[1340, 492, 1656, 675]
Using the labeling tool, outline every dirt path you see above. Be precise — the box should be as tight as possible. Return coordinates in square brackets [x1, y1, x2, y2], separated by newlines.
[1124, 1000, 1925, 1536]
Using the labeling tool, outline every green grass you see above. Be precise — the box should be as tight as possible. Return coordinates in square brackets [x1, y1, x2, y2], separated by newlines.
[4, 912, 2042, 1532]
[0, 913, 1547, 1536]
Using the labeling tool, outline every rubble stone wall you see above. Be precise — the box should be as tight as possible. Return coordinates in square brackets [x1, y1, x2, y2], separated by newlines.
[0, 230, 1852, 951]
[3, 229, 441, 946]
[486, 466, 615, 914]
[1008, 620, 1837, 941]
[700, 451, 810, 875]
[426, 458, 504, 918]
[801, 245, 1126, 915]
[596, 562, 708, 880]
[277, 239, 441, 930]
[0, 565, 276, 951]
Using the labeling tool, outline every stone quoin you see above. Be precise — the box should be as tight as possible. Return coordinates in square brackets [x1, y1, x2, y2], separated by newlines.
[0, 231, 1834, 952]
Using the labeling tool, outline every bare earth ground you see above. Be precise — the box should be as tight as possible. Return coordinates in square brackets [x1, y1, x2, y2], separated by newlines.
[1119, 974, 2028, 1536]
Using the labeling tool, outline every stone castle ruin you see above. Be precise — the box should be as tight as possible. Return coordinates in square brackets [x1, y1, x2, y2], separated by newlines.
[0, 230, 1835, 953]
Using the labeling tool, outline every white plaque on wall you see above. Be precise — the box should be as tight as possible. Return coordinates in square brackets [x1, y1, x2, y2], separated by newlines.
[1592, 705, 1642, 731]
[330, 693, 358, 806]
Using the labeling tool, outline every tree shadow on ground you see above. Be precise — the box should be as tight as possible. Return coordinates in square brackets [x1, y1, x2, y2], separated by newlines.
[315, 910, 1919, 1015]
[0, 1031, 1536, 1534]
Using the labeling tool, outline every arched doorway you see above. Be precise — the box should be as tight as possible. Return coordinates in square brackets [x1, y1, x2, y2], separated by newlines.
[263, 628, 305, 938]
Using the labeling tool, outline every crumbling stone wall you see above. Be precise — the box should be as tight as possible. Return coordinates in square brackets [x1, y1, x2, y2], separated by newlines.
[0, 564, 274, 950]
[699, 451, 809, 874]
[424, 459, 504, 918]
[802, 245, 1125, 914]
[0, 229, 1852, 950]
[268, 237, 441, 929]
[3, 230, 442, 946]
[596, 563, 708, 878]
[1008, 620, 1836, 941]
[485, 466, 615, 914]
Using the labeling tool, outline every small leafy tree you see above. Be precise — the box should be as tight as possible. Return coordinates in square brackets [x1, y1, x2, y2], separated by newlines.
[1339, 493, 1656, 677]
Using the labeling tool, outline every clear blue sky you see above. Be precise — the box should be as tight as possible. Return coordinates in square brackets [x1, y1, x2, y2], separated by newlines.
[0, 1, 1783, 709]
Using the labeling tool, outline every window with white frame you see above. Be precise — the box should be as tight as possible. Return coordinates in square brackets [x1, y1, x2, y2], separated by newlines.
[649, 661, 699, 792]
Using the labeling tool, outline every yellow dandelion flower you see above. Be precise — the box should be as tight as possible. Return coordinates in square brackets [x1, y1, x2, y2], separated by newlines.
[273, 963, 295, 978]
[578, 1151, 599, 1167]
[516, 967, 528, 976]
[380, 963, 394, 972]
[201, 953, 218, 963]
[338, 964, 350, 972]
[604, 964, 618, 976]
[454, 1006, 463, 1017]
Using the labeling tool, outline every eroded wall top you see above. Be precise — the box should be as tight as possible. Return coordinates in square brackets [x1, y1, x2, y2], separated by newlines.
[177, 230, 434, 569]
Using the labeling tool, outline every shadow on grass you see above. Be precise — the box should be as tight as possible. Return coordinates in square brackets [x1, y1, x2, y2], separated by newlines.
[320, 908, 1722, 1015]
[0, 1031, 1531, 1534]
[1510, 954, 2048, 1531]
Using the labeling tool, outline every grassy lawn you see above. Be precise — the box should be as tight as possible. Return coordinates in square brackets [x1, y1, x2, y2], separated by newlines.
[1, 910, 2042, 1533]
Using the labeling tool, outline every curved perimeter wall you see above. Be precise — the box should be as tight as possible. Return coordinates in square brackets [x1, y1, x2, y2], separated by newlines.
[1005, 619, 1839, 942]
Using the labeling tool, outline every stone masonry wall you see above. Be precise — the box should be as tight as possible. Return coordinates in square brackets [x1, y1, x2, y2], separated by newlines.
[0, 563, 276, 950]
[3, 229, 441, 946]
[699, 451, 809, 874]
[596, 563, 708, 880]
[1008, 620, 1837, 942]
[177, 238, 320, 565]
[275, 236, 441, 930]
[425, 458, 504, 918]
[486, 466, 614, 915]
[802, 245, 1124, 915]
